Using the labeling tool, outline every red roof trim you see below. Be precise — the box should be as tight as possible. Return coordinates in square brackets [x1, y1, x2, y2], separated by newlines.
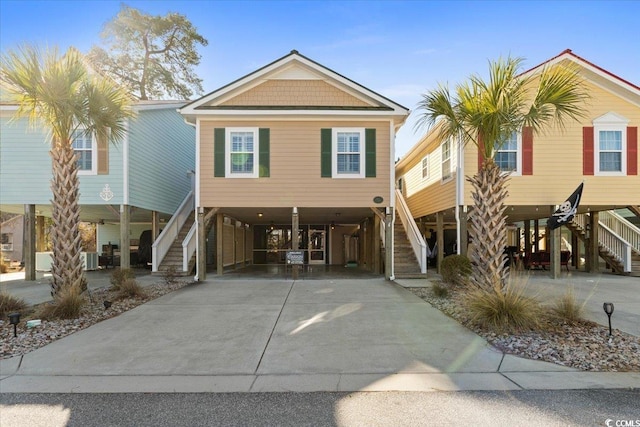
[521, 49, 640, 91]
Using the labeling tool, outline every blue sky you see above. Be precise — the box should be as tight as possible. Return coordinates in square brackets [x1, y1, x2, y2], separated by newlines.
[1, 0, 639, 157]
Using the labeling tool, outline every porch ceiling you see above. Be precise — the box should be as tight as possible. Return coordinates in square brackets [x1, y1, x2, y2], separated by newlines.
[216, 207, 377, 226]
[0, 204, 172, 224]
[416, 204, 623, 226]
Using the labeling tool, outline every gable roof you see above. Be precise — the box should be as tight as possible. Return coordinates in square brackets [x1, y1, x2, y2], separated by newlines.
[179, 50, 409, 122]
[521, 49, 640, 106]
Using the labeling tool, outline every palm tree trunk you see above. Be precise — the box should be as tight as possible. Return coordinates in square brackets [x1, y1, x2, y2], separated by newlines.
[49, 141, 86, 298]
[467, 159, 510, 292]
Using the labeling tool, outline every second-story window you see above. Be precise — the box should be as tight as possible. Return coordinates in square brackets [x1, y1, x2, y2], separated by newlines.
[495, 132, 520, 173]
[226, 128, 259, 178]
[441, 138, 452, 181]
[598, 130, 623, 172]
[333, 128, 365, 178]
[421, 155, 429, 179]
[72, 129, 96, 174]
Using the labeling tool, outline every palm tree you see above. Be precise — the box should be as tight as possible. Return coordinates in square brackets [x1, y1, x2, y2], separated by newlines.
[1, 45, 133, 299]
[417, 56, 588, 292]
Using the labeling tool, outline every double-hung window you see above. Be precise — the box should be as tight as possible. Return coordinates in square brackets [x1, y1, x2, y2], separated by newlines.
[421, 155, 429, 179]
[72, 129, 96, 175]
[441, 138, 452, 181]
[593, 112, 627, 176]
[495, 132, 521, 174]
[333, 128, 365, 178]
[226, 128, 259, 178]
[597, 130, 624, 173]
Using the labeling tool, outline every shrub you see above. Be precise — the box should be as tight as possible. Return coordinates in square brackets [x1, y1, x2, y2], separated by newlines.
[0, 292, 27, 317]
[110, 268, 136, 290]
[37, 286, 85, 320]
[551, 288, 584, 322]
[0, 260, 8, 274]
[440, 255, 472, 286]
[431, 281, 449, 298]
[465, 277, 542, 333]
[116, 278, 147, 299]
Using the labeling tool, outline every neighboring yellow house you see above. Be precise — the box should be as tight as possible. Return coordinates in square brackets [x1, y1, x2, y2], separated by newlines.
[180, 51, 409, 278]
[396, 50, 640, 276]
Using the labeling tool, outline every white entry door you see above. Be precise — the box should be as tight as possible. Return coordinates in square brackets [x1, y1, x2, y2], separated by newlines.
[309, 229, 326, 264]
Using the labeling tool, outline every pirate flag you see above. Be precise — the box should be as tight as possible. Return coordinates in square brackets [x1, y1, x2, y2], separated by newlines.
[548, 183, 584, 230]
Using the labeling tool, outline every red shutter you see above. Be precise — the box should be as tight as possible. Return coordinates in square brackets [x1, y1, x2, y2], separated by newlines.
[627, 126, 638, 175]
[583, 127, 594, 175]
[522, 126, 533, 175]
[477, 133, 484, 170]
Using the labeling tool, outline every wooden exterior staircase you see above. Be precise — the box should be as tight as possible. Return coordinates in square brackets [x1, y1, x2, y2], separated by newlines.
[393, 213, 426, 278]
[566, 212, 640, 277]
[155, 213, 196, 275]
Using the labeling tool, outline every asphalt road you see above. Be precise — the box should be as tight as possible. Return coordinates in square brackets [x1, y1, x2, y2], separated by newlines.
[1, 390, 639, 426]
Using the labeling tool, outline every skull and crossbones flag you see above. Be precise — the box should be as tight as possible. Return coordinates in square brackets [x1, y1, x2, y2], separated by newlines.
[548, 183, 584, 230]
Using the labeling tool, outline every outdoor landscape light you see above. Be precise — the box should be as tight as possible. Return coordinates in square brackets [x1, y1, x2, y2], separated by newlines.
[8, 312, 20, 337]
[603, 302, 614, 336]
[103, 300, 112, 310]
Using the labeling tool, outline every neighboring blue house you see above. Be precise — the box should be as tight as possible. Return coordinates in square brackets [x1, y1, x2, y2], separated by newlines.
[0, 100, 195, 276]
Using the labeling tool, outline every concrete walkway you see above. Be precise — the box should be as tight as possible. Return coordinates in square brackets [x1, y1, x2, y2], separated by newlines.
[1, 275, 638, 393]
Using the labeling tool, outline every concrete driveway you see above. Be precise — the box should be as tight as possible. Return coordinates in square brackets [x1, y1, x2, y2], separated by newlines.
[2, 276, 639, 393]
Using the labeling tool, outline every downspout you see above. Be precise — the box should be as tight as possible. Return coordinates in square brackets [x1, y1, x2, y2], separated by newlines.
[455, 134, 464, 254]
[389, 120, 396, 280]
[183, 117, 199, 281]
[123, 118, 130, 206]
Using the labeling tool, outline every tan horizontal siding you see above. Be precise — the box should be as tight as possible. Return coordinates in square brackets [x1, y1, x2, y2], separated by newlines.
[464, 80, 640, 206]
[220, 80, 371, 107]
[200, 120, 391, 208]
[405, 179, 456, 218]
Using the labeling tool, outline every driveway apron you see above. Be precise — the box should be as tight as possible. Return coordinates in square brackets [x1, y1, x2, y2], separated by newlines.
[10, 278, 502, 377]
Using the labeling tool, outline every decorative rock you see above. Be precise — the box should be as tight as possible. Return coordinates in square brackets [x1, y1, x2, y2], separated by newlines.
[409, 283, 640, 372]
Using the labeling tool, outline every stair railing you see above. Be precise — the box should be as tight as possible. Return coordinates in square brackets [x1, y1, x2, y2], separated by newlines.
[182, 221, 197, 272]
[152, 191, 194, 272]
[600, 211, 640, 254]
[598, 222, 633, 273]
[395, 189, 427, 273]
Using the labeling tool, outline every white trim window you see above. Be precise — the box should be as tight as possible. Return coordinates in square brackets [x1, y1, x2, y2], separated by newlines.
[441, 138, 452, 182]
[333, 128, 365, 178]
[226, 127, 259, 178]
[72, 129, 97, 175]
[421, 155, 429, 179]
[594, 112, 628, 176]
[495, 132, 522, 175]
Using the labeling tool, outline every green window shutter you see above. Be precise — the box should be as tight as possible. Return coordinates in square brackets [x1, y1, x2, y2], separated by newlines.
[259, 128, 270, 177]
[321, 128, 332, 177]
[214, 128, 225, 177]
[365, 128, 376, 177]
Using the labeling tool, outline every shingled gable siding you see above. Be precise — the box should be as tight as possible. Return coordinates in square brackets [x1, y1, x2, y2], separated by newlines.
[214, 128, 270, 177]
[220, 80, 372, 107]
